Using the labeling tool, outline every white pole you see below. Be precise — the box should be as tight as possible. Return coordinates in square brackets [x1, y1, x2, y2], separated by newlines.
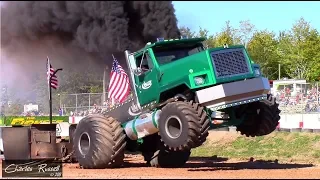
[89, 94, 91, 110]
[317, 82, 319, 104]
[111, 98, 115, 106]
[59, 94, 61, 109]
[278, 64, 281, 80]
[75, 94, 78, 114]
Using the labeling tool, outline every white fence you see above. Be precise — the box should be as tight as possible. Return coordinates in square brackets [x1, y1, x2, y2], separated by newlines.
[278, 113, 320, 129]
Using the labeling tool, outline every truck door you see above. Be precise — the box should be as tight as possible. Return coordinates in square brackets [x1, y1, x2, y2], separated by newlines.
[134, 50, 159, 106]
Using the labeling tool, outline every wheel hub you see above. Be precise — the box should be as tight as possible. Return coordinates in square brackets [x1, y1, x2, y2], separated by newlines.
[78, 132, 91, 156]
[165, 115, 183, 139]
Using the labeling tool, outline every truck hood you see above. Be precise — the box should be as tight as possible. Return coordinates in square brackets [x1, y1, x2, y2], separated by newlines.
[158, 50, 213, 90]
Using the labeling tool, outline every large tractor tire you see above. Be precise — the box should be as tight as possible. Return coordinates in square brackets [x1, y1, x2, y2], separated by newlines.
[158, 101, 210, 151]
[186, 100, 211, 147]
[73, 114, 127, 169]
[141, 134, 191, 168]
[236, 94, 281, 137]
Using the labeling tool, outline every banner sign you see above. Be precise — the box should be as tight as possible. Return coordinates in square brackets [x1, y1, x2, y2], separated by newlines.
[0, 116, 69, 126]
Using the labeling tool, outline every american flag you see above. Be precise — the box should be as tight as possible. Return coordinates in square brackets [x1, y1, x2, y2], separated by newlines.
[46, 57, 58, 89]
[107, 55, 131, 103]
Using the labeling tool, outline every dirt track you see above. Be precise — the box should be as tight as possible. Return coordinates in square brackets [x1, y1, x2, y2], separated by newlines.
[61, 131, 320, 179]
[1, 155, 319, 179]
[61, 154, 320, 179]
[3, 131, 320, 179]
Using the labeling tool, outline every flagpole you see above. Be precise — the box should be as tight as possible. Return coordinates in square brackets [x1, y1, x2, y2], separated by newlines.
[109, 54, 116, 106]
[47, 56, 51, 100]
[49, 68, 63, 124]
[49, 77, 52, 123]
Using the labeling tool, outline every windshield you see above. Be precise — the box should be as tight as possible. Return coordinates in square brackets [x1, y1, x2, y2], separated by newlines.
[153, 43, 204, 65]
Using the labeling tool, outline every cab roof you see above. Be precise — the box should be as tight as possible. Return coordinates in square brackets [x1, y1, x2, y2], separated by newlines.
[134, 37, 206, 55]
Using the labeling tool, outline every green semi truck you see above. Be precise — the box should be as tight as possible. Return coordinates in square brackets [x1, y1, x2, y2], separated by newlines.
[72, 37, 280, 168]
[1, 36, 280, 169]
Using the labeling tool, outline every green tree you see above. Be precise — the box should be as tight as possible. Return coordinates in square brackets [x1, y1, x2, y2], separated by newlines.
[247, 30, 282, 80]
[235, 20, 256, 47]
[278, 17, 320, 81]
[214, 21, 240, 47]
[179, 26, 196, 38]
[195, 27, 216, 48]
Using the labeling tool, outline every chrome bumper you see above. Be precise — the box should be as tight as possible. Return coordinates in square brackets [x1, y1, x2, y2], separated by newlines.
[195, 77, 270, 111]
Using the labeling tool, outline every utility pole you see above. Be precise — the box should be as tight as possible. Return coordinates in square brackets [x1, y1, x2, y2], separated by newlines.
[103, 65, 110, 104]
[278, 64, 281, 80]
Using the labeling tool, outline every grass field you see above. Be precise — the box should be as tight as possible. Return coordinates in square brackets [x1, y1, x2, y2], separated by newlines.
[191, 131, 320, 163]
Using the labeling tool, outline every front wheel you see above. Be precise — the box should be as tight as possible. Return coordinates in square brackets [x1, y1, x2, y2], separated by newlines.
[158, 101, 210, 151]
[236, 94, 281, 137]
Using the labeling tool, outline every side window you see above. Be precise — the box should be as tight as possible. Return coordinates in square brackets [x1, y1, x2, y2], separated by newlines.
[135, 52, 153, 71]
[145, 53, 154, 69]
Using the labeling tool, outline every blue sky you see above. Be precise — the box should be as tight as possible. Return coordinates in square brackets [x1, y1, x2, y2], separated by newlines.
[173, 1, 320, 35]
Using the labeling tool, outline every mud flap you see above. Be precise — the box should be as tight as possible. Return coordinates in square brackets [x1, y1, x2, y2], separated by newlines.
[69, 124, 77, 143]
[30, 124, 59, 159]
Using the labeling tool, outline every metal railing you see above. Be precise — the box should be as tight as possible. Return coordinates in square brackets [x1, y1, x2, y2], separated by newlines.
[57, 93, 133, 116]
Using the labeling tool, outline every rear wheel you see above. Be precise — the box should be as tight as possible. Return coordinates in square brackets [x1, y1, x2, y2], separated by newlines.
[236, 94, 281, 137]
[149, 148, 191, 168]
[141, 134, 191, 168]
[73, 114, 126, 169]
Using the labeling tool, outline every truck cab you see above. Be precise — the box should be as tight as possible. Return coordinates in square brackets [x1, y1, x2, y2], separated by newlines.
[125, 37, 268, 112]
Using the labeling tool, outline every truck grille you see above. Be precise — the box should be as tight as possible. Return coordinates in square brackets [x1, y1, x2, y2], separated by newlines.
[210, 48, 250, 79]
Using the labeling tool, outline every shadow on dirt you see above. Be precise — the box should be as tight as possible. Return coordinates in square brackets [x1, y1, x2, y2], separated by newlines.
[186, 156, 314, 171]
[189, 155, 229, 163]
[122, 155, 314, 170]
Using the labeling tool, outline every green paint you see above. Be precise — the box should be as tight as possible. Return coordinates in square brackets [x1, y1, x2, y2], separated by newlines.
[152, 110, 158, 128]
[132, 117, 138, 136]
[1, 116, 69, 126]
[130, 37, 263, 107]
[137, 138, 144, 144]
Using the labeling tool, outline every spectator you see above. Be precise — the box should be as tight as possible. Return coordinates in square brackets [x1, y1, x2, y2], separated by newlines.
[59, 108, 62, 116]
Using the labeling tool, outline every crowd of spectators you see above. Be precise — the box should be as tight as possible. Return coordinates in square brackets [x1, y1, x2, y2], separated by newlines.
[21, 110, 45, 116]
[273, 86, 320, 113]
[67, 98, 125, 116]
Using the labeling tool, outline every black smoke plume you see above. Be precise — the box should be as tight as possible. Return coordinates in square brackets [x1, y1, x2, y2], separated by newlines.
[0, 1, 180, 100]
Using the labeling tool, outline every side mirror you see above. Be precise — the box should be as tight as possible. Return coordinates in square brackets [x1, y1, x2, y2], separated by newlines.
[133, 68, 143, 76]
